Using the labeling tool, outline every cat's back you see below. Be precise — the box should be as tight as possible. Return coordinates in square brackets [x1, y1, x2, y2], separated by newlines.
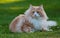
[9, 14, 27, 32]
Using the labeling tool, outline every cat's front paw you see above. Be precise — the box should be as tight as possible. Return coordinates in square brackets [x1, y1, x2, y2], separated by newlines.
[42, 28, 52, 32]
[29, 29, 35, 33]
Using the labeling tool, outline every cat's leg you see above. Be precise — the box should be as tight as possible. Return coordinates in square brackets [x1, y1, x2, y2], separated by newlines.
[24, 27, 35, 33]
[42, 28, 49, 31]
[30, 28, 35, 32]
[21, 25, 35, 33]
[42, 25, 53, 31]
[42, 27, 53, 31]
[9, 16, 20, 32]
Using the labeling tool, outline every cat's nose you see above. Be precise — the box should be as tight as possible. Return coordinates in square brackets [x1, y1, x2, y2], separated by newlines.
[34, 12, 40, 16]
[35, 14, 36, 16]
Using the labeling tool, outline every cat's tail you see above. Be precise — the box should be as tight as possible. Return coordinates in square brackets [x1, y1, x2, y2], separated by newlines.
[47, 21, 57, 26]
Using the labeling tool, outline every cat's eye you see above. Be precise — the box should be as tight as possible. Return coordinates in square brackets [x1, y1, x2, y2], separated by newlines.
[32, 11, 35, 13]
[37, 11, 39, 13]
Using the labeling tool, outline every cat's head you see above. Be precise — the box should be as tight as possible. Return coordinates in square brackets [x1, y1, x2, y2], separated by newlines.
[24, 4, 48, 20]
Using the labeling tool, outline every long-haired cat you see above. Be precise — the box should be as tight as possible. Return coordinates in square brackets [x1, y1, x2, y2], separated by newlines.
[9, 4, 57, 32]
[24, 4, 57, 31]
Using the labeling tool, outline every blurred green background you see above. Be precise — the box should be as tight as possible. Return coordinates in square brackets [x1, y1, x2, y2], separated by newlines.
[0, 0, 60, 38]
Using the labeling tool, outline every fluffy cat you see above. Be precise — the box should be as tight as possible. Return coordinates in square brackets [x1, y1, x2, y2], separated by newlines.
[9, 4, 57, 32]
[24, 4, 57, 31]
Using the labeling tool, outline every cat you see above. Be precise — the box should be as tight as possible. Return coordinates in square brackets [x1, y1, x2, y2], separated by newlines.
[9, 4, 57, 32]
[24, 4, 57, 31]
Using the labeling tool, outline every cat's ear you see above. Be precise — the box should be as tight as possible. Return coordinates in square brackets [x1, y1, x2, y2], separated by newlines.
[39, 4, 43, 8]
[29, 4, 33, 9]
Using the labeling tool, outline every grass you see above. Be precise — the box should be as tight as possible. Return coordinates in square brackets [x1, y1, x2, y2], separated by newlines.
[0, 32, 60, 38]
[0, 0, 60, 38]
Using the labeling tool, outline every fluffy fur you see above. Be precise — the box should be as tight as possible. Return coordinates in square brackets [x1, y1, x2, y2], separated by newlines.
[9, 15, 35, 32]
[9, 4, 57, 32]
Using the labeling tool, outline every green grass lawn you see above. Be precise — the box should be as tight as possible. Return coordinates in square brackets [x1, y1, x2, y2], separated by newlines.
[0, 0, 60, 38]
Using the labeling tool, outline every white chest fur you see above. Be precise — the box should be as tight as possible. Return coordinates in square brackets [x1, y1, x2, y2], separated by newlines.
[29, 18, 42, 30]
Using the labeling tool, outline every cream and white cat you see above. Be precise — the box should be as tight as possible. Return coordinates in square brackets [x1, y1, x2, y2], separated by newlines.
[9, 4, 57, 32]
